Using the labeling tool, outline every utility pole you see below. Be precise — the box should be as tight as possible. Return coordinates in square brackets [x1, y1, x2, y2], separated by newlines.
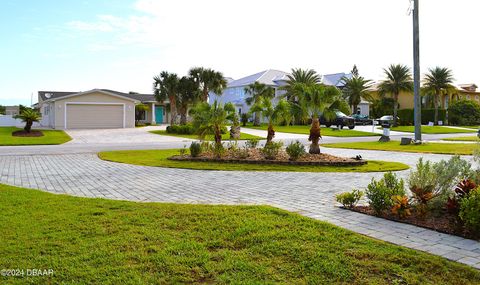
[413, 0, 422, 141]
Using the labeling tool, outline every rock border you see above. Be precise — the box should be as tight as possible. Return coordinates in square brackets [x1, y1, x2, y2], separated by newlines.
[168, 155, 368, 167]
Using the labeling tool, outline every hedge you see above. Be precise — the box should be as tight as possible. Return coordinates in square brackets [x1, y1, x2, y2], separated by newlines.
[397, 109, 447, 126]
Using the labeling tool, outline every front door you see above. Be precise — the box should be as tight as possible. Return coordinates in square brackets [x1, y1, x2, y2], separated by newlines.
[155, 106, 163, 123]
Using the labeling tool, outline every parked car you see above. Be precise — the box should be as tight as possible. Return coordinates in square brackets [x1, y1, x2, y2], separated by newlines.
[321, 111, 355, 129]
[375, 115, 400, 128]
[352, 114, 373, 125]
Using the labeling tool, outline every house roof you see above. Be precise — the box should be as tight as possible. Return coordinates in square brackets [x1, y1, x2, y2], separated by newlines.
[39, 89, 156, 103]
[322, 73, 352, 87]
[227, 69, 290, 88]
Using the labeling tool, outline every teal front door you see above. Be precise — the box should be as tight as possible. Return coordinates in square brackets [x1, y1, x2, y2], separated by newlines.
[155, 106, 164, 123]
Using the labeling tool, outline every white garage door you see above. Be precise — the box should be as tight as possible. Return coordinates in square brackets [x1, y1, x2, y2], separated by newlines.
[66, 104, 124, 129]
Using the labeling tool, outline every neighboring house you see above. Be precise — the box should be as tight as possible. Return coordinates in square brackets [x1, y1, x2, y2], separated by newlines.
[210, 69, 370, 117]
[368, 83, 480, 110]
[37, 89, 170, 129]
[5, 106, 20, 116]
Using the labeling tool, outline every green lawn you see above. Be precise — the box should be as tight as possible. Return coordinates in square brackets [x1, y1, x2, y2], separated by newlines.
[98, 149, 409, 172]
[323, 141, 478, 155]
[150, 130, 263, 141]
[0, 127, 71, 146]
[1, 184, 479, 284]
[459, 126, 480, 130]
[246, 123, 379, 137]
[443, 136, 480, 142]
[384, 126, 476, 134]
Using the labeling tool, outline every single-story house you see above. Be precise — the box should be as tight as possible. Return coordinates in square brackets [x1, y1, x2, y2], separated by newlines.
[4, 106, 20, 116]
[37, 89, 170, 129]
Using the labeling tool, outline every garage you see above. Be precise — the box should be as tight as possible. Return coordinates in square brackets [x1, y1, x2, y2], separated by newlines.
[66, 104, 124, 129]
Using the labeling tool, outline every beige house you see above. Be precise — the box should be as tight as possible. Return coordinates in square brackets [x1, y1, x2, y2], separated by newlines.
[4, 106, 20, 116]
[37, 89, 169, 129]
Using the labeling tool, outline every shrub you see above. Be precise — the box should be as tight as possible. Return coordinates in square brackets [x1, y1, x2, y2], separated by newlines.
[391, 195, 411, 218]
[449, 100, 480, 126]
[447, 179, 477, 214]
[241, 113, 249, 127]
[213, 143, 225, 158]
[245, 138, 260, 149]
[397, 109, 446, 125]
[365, 172, 406, 215]
[189, 142, 202, 157]
[179, 145, 187, 156]
[336, 190, 363, 209]
[286, 141, 306, 161]
[201, 141, 214, 153]
[261, 141, 283, 160]
[459, 188, 480, 234]
[166, 124, 195, 135]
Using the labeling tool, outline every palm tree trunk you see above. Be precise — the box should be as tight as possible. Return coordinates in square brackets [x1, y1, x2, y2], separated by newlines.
[169, 96, 177, 125]
[353, 104, 358, 115]
[266, 122, 275, 143]
[24, 121, 33, 133]
[214, 125, 222, 146]
[253, 112, 260, 126]
[308, 117, 321, 154]
[393, 93, 399, 127]
[203, 86, 209, 102]
[434, 93, 439, 125]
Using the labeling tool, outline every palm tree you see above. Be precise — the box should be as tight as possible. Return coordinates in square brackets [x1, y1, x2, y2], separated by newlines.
[153, 71, 179, 125]
[177, 76, 200, 125]
[244, 82, 275, 126]
[292, 83, 349, 154]
[378, 64, 414, 126]
[423, 67, 455, 125]
[189, 67, 227, 102]
[250, 98, 290, 143]
[342, 67, 372, 114]
[281, 68, 321, 101]
[14, 109, 41, 133]
[192, 100, 236, 146]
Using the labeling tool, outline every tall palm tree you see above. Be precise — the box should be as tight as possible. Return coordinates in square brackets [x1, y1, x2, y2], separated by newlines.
[378, 64, 414, 126]
[423, 67, 455, 125]
[342, 67, 372, 114]
[153, 71, 180, 125]
[249, 98, 290, 143]
[189, 67, 227, 102]
[244, 82, 275, 126]
[281, 68, 321, 101]
[291, 83, 349, 154]
[191, 100, 236, 146]
[177, 76, 200, 125]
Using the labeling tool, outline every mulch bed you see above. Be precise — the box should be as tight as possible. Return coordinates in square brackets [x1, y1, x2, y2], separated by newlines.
[12, 130, 44, 137]
[349, 206, 479, 241]
[169, 149, 367, 166]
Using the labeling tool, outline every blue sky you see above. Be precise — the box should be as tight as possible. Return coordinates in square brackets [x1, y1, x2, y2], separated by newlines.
[1, 0, 479, 105]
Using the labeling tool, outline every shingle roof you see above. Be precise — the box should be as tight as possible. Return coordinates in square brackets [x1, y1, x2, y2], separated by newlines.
[38, 91, 78, 101]
[227, 69, 290, 88]
[38, 89, 156, 103]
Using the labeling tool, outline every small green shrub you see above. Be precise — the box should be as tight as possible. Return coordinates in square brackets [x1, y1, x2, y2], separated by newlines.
[245, 138, 260, 149]
[261, 141, 283, 160]
[189, 142, 202, 157]
[449, 100, 480, 126]
[366, 172, 406, 215]
[201, 141, 214, 153]
[459, 188, 480, 234]
[213, 143, 225, 158]
[166, 124, 195, 135]
[286, 141, 306, 161]
[336, 190, 364, 209]
[179, 145, 187, 156]
[235, 147, 250, 159]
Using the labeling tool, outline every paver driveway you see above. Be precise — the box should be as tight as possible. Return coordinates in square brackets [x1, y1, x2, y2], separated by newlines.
[0, 146, 479, 269]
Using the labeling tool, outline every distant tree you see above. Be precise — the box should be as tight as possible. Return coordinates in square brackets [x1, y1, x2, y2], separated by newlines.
[291, 83, 349, 154]
[177, 76, 200, 125]
[342, 66, 372, 114]
[15, 109, 41, 133]
[244, 82, 275, 126]
[378, 64, 414, 126]
[135, 104, 149, 125]
[153, 71, 180, 125]
[423, 67, 455, 125]
[189, 67, 227, 102]
[250, 98, 291, 143]
[0, 105, 5, 115]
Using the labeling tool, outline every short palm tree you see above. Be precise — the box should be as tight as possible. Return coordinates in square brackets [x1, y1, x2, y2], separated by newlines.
[15, 109, 41, 133]
[292, 83, 348, 154]
[378, 64, 414, 126]
[244, 82, 275, 126]
[342, 68, 373, 114]
[177, 76, 200, 125]
[192, 100, 236, 145]
[153, 71, 179, 125]
[249, 98, 290, 143]
[189, 67, 227, 102]
[423, 67, 455, 125]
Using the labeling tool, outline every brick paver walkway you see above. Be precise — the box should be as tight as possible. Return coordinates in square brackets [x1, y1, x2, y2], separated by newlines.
[0, 149, 479, 269]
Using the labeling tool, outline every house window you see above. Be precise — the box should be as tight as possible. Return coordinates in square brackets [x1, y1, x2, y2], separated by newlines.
[44, 105, 50, 115]
[476, 96, 479, 101]
[138, 110, 147, 121]
[466, 95, 471, 100]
